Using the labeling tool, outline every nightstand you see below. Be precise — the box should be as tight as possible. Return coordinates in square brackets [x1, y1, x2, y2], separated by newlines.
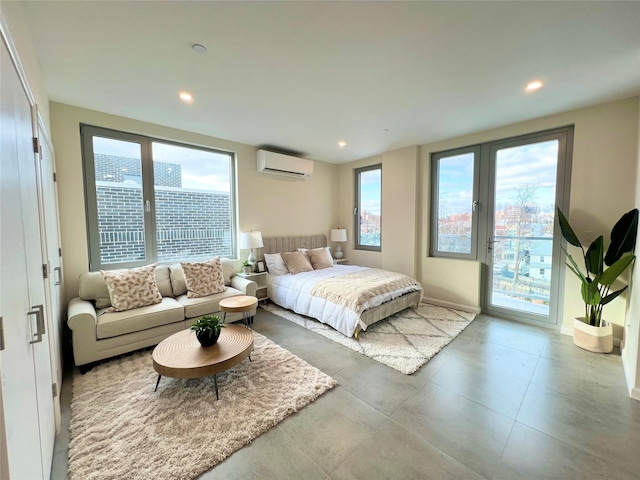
[237, 271, 268, 301]
[334, 259, 348, 265]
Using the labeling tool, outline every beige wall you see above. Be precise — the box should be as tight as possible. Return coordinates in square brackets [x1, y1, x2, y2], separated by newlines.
[0, 1, 50, 133]
[622, 97, 640, 400]
[50, 103, 338, 305]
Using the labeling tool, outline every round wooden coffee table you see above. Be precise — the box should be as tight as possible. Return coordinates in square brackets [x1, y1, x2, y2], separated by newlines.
[219, 295, 258, 327]
[152, 324, 253, 400]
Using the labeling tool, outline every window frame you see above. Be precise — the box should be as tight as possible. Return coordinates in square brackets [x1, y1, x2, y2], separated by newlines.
[354, 164, 382, 252]
[81, 124, 237, 271]
[430, 145, 480, 260]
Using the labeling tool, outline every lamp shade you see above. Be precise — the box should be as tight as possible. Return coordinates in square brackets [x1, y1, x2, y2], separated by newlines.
[240, 231, 264, 249]
[330, 228, 347, 242]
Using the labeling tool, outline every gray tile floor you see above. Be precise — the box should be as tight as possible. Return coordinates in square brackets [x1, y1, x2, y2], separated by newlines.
[52, 308, 640, 480]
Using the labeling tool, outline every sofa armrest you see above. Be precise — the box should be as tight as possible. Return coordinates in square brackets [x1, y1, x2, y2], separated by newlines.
[67, 297, 98, 331]
[230, 276, 257, 297]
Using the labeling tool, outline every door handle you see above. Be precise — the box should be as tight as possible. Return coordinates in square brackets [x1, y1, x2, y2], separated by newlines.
[28, 304, 45, 344]
[54, 266, 62, 286]
[487, 238, 501, 252]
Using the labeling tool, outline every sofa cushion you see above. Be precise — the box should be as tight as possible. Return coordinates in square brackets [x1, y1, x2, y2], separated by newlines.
[181, 257, 226, 298]
[96, 297, 185, 339]
[170, 259, 236, 297]
[177, 287, 244, 319]
[101, 264, 163, 312]
[155, 265, 173, 297]
[169, 264, 187, 296]
[79, 271, 112, 309]
[220, 258, 236, 285]
[80, 265, 174, 309]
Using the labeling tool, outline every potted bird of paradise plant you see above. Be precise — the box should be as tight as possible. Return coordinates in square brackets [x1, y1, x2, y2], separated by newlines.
[557, 208, 638, 353]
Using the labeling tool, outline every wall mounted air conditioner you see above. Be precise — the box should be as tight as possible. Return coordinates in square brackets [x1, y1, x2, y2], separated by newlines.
[257, 149, 313, 179]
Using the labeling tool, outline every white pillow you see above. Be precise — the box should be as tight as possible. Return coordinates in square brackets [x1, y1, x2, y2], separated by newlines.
[264, 253, 289, 276]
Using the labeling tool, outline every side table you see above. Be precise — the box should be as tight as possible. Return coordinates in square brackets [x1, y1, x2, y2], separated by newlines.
[219, 295, 258, 328]
[237, 271, 268, 301]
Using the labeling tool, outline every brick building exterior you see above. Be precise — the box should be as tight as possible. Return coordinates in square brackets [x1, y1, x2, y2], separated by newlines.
[95, 154, 232, 263]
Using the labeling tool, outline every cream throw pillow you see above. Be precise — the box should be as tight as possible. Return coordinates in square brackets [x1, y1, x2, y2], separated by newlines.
[307, 247, 334, 270]
[101, 264, 162, 312]
[281, 252, 314, 275]
[181, 257, 226, 298]
[264, 253, 289, 276]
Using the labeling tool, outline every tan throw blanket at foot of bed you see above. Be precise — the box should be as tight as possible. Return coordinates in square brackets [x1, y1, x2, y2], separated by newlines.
[310, 268, 421, 313]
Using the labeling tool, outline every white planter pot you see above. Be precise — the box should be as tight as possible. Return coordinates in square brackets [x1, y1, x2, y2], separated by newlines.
[573, 317, 613, 353]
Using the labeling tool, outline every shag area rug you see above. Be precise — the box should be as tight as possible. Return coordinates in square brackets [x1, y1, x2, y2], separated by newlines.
[68, 331, 336, 480]
[262, 302, 476, 374]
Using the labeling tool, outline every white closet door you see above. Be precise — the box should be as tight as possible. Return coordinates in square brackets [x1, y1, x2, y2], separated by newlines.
[38, 121, 64, 430]
[0, 39, 54, 480]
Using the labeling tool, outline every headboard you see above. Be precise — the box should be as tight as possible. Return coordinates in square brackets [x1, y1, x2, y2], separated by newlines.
[259, 234, 327, 258]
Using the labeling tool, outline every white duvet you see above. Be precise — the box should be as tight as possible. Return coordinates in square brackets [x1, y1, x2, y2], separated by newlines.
[267, 265, 422, 337]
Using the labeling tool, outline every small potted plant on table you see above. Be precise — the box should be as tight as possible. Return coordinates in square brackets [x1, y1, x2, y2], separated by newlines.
[557, 208, 638, 353]
[190, 315, 226, 347]
[241, 260, 253, 275]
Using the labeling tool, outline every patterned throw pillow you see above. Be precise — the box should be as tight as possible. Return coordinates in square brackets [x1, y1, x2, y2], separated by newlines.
[181, 257, 226, 298]
[101, 264, 163, 312]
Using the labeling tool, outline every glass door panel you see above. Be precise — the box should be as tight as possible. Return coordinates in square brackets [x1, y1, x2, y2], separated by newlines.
[487, 139, 560, 320]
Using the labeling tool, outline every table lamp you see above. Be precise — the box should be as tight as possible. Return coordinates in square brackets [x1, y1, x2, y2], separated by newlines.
[330, 228, 347, 259]
[240, 231, 263, 265]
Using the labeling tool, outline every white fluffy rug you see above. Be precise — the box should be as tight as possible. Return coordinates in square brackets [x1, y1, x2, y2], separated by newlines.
[68, 332, 336, 480]
[262, 302, 476, 374]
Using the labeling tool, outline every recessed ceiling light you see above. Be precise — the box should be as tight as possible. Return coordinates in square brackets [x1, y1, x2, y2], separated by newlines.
[338, 141, 347, 148]
[192, 44, 207, 54]
[382, 128, 390, 133]
[179, 92, 193, 102]
[525, 80, 543, 92]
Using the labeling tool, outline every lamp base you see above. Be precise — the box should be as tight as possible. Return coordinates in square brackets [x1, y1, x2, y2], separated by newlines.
[247, 250, 257, 264]
[334, 243, 343, 259]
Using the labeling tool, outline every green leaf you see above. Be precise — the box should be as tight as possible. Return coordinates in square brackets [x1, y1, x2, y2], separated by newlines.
[565, 262, 585, 282]
[585, 236, 604, 275]
[605, 209, 639, 266]
[581, 280, 601, 305]
[599, 254, 635, 286]
[557, 208, 581, 247]
[601, 286, 628, 305]
[562, 247, 586, 282]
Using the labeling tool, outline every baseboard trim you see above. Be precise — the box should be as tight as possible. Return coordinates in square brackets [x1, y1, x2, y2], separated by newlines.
[561, 324, 621, 346]
[421, 297, 481, 315]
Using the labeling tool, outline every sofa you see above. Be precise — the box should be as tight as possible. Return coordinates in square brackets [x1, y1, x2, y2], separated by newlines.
[67, 259, 257, 369]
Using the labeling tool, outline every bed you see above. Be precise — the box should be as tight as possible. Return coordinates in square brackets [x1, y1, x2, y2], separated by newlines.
[259, 234, 423, 338]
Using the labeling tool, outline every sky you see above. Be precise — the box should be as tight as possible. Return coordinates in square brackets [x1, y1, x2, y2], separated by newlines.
[438, 140, 559, 216]
[360, 168, 381, 216]
[93, 137, 232, 192]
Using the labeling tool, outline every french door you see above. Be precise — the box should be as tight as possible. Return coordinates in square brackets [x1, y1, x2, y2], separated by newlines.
[479, 128, 573, 325]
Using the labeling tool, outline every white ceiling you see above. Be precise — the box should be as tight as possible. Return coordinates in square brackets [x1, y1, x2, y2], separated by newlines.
[21, 1, 640, 163]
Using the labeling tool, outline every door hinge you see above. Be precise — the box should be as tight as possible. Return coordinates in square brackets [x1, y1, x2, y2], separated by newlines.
[43, 263, 49, 279]
[0, 316, 4, 351]
[52, 383, 58, 397]
[59, 247, 62, 257]
[53, 172, 57, 182]
[32, 137, 40, 154]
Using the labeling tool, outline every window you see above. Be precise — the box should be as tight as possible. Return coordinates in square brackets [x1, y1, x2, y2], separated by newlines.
[82, 125, 236, 270]
[430, 146, 480, 259]
[355, 165, 381, 251]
